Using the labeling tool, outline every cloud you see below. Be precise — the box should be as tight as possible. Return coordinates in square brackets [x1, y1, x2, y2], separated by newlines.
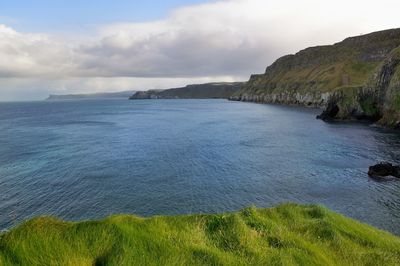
[0, 25, 79, 78]
[0, 0, 400, 100]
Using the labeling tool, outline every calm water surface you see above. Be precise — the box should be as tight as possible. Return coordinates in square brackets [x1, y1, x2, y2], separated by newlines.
[0, 99, 400, 234]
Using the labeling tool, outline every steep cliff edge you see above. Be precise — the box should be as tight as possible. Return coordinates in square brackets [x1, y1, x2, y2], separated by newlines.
[371, 47, 400, 127]
[231, 28, 400, 127]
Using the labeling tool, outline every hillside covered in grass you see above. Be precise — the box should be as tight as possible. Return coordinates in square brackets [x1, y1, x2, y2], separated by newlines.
[129, 82, 243, 100]
[1, 204, 399, 265]
[231, 28, 400, 128]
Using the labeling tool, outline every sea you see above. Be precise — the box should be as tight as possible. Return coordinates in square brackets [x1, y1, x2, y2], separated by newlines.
[0, 99, 399, 234]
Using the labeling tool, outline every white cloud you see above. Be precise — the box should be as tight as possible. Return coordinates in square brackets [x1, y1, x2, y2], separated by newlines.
[0, 25, 79, 78]
[0, 0, 399, 100]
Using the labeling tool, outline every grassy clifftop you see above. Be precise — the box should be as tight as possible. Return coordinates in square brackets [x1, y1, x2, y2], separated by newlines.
[1, 204, 400, 265]
[235, 29, 400, 98]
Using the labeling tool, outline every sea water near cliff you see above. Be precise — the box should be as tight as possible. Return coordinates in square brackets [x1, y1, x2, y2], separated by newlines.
[0, 99, 400, 234]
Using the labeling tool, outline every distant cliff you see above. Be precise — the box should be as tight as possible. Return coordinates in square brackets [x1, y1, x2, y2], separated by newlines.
[46, 91, 135, 100]
[231, 28, 400, 128]
[129, 82, 243, 100]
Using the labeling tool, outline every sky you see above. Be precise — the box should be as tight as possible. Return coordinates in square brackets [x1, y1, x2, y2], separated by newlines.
[0, 0, 400, 101]
[0, 0, 209, 32]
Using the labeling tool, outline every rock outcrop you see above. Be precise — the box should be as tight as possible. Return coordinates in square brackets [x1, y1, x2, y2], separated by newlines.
[368, 162, 400, 178]
[316, 100, 340, 121]
[231, 28, 400, 128]
[130, 82, 243, 100]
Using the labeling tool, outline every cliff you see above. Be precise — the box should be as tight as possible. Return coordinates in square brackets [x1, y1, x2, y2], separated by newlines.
[231, 28, 400, 128]
[129, 82, 243, 100]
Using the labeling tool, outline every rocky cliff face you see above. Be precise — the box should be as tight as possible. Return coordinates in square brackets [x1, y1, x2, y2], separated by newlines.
[375, 47, 400, 127]
[230, 90, 331, 107]
[231, 28, 400, 127]
[317, 46, 400, 127]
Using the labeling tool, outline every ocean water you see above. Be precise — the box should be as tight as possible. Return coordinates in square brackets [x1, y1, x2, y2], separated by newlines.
[0, 99, 400, 234]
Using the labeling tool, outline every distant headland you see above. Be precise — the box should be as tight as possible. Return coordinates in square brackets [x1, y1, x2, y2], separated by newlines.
[46, 91, 136, 100]
[129, 82, 243, 100]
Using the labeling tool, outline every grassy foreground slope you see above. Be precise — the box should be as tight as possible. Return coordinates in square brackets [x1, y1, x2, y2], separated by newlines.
[1, 204, 400, 265]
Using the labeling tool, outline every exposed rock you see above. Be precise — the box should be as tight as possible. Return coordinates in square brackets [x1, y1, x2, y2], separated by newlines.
[318, 46, 400, 124]
[316, 87, 382, 122]
[232, 91, 331, 107]
[374, 47, 400, 128]
[368, 162, 400, 178]
[316, 101, 339, 121]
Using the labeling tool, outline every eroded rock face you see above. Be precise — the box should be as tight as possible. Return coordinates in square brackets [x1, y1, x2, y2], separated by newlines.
[230, 91, 331, 107]
[316, 87, 381, 122]
[316, 102, 339, 121]
[368, 162, 400, 178]
[375, 48, 400, 127]
[316, 47, 400, 125]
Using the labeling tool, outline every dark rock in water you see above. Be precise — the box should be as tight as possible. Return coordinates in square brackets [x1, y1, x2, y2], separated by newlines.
[316, 102, 340, 121]
[368, 162, 400, 178]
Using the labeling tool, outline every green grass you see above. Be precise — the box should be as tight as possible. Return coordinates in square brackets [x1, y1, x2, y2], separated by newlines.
[392, 92, 400, 110]
[1, 204, 400, 265]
